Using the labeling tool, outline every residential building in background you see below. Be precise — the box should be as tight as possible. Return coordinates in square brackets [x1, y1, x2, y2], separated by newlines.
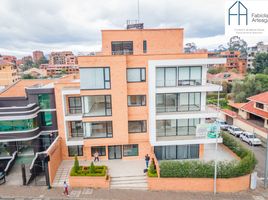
[207, 72, 245, 83]
[53, 26, 224, 165]
[247, 42, 268, 69]
[23, 67, 47, 78]
[40, 64, 79, 77]
[32, 51, 44, 62]
[49, 51, 77, 65]
[221, 91, 268, 140]
[0, 59, 19, 89]
[219, 51, 247, 74]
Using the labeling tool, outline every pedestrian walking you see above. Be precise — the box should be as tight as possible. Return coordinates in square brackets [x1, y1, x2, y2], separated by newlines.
[63, 181, 69, 196]
[94, 151, 99, 162]
[145, 154, 150, 168]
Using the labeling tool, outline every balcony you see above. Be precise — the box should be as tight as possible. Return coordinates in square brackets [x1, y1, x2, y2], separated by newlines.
[83, 95, 112, 117]
[156, 106, 219, 120]
[156, 83, 222, 93]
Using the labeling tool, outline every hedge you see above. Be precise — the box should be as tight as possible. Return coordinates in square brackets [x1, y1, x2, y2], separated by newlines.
[160, 132, 257, 178]
[70, 165, 107, 176]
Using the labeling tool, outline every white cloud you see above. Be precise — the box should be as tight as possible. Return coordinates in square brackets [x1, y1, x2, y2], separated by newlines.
[0, 0, 267, 57]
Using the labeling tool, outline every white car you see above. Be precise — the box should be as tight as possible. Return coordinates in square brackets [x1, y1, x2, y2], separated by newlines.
[240, 132, 262, 146]
[227, 126, 243, 137]
[216, 119, 230, 130]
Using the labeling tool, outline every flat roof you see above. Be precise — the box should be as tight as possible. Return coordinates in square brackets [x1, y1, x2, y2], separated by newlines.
[102, 28, 184, 32]
[0, 79, 55, 98]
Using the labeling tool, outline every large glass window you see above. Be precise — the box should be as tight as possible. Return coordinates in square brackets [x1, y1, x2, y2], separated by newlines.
[123, 144, 138, 156]
[91, 146, 106, 156]
[68, 145, 83, 156]
[156, 93, 201, 113]
[128, 121, 147, 133]
[156, 66, 202, 87]
[69, 121, 83, 137]
[68, 97, 82, 114]
[154, 145, 199, 160]
[112, 41, 133, 55]
[127, 68, 146, 82]
[80, 67, 110, 90]
[156, 118, 200, 137]
[41, 112, 53, 126]
[84, 121, 112, 138]
[128, 95, 146, 106]
[83, 95, 112, 117]
[0, 118, 38, 132]
[38, 94, 50, 109]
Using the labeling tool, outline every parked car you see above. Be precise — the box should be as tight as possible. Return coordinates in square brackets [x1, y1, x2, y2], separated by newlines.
[240, 132, 262, 146]
[216, 119, 230, 130]
[227, 126, 243, 137]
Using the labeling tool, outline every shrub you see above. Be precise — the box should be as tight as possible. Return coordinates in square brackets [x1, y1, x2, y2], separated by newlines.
[70, 165, 107, 177]
[90, 162, 95, 174]
[148, 158, 157, 177]
[159, 132, 257, 178]
[73, 155, 79, 173]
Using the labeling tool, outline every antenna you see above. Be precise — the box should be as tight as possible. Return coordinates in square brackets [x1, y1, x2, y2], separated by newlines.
[137, 0, 140, 22]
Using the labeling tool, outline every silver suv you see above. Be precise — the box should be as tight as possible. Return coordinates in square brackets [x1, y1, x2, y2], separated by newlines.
[227, 125, 243, 137]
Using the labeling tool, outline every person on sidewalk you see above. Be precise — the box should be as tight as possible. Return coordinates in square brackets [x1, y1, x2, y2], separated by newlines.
[94, 151, 99, 162]
[63, 181, 69, 196]
[145, 154, 150, 168]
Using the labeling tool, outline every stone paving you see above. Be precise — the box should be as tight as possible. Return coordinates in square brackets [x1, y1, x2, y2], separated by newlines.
[1, 183, 268, 200]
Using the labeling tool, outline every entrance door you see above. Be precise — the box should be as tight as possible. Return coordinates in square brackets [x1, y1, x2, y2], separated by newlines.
[108, 145, 122, 159]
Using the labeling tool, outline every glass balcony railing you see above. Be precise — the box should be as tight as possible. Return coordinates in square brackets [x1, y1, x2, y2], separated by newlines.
[156, 79, 202, 87]
[156, 105, 201, 113]
[0, 119, 38, 132]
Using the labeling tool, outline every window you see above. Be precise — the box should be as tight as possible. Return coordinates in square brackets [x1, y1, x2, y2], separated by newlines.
[156, 66, 202, 87]
[91, 146, 106, 156]
[80, 67, 110, 90]
[83, 95, 112, 116]
[68, 145, 83, 156]
[143, 40, 147, 53]
[83, 121, 112, 138]
[128, 95, 146, 106]
[156, 118, 200, 137]
[69, 121, 83, 137]
[256, 102, 264, 109]
[41, 112, 52, 126]
[0, 118, 38, 132]
[128, 120, 147, 133]
[154, 144, 199, 160]
[123, 144, 138, 156]
[112, 41, 133, 55]
[38, 94, 50, 109]
[156, 93, 201, 113]
[68, 97, 82, 114]
[127, 68, 146, 82]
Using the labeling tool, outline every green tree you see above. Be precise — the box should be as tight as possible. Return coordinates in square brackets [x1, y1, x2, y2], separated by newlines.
[228, 36, 247, 58]
[22, 74, 34, 79]
[231, 74, 268, 102]
[207, 66, 225, 74]
[253, 52, 268, 74]
[74, 155, 80, 172]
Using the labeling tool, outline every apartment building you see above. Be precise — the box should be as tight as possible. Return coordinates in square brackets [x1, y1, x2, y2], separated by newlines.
[0, 60, 19, 89]
[32, 51, 44, 62]
[219, 51, 246, 74]
[49, 51, 77, 65]
[55, 27, 224, 162]
[40, 64, 79, 77]
[0, 79, 58, 170]
[247, 42, 268, 69]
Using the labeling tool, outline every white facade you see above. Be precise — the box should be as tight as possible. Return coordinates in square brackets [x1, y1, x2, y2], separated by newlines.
[247, 43, 268, 69]
[148, 58, 225, 147]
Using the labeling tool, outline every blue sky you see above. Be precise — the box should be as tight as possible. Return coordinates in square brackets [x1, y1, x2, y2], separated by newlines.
[0, 0, 266, 57]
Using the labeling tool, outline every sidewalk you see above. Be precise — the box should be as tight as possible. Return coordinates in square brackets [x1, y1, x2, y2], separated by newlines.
[1, 184, 268, 200]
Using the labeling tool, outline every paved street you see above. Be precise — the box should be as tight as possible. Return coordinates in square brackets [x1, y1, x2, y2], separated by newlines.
[0, 184, 268, 200]
[224, 131, 266, 178]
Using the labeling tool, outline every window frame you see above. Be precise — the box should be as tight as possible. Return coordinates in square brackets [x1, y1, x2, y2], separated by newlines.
[91, 146, 106, 156]
[68, 145, 83, 157]
[127, 68, 146, 83]
[127, 95, 146, 107]
[143, 40, 147, 53]
[82, 95, 112, 117]
[123, 144, 139, 157]
[128, 120, 147, 133]
[83, 121, 113, 139]
[80, 67, 111, 90]
[111, 41, 133, 55]
[68, 97, 82, 114]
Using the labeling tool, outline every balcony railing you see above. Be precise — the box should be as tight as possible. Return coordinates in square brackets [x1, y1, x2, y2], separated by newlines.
[156, 105, 201, 113]
[67, 107, 82, 115]
[156, 79, 202, 87]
